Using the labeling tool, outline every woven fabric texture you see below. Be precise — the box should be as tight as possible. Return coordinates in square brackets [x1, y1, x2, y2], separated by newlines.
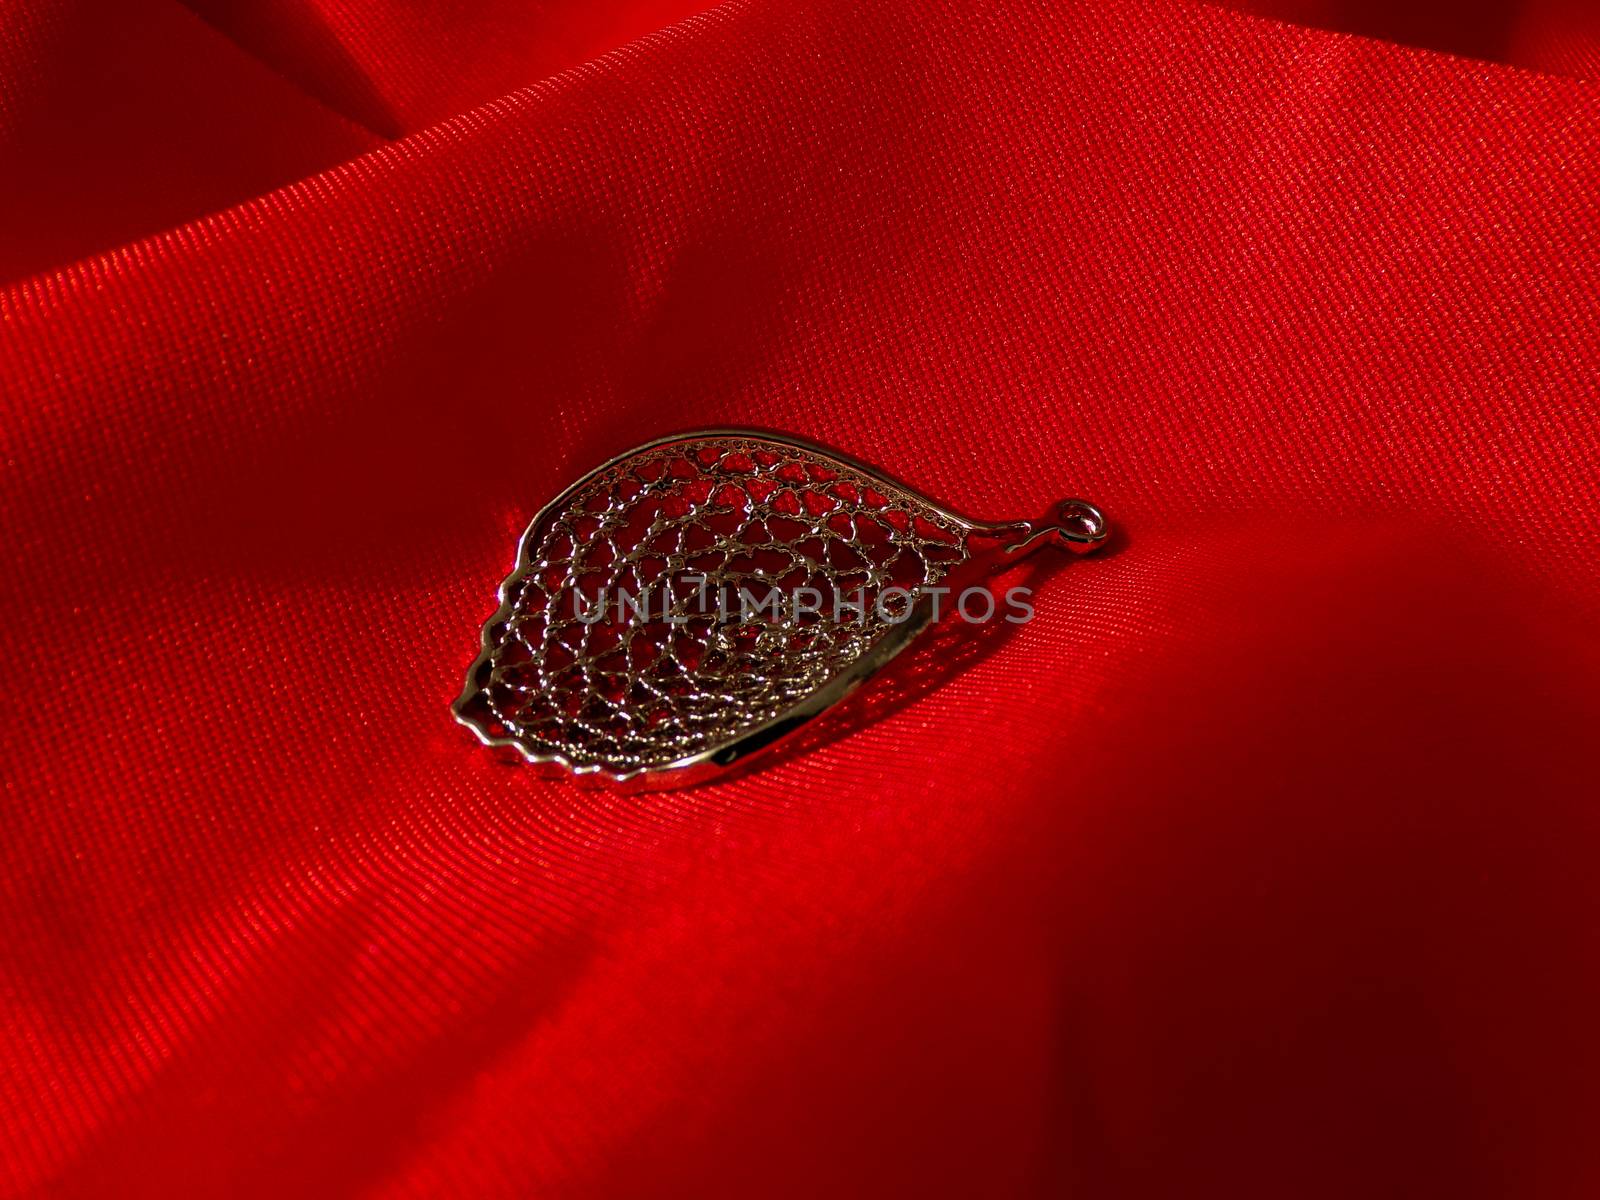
[2, 1, 1598, 1195]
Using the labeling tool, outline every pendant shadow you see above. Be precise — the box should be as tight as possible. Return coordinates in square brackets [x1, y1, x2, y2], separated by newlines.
[737, 526, 1128, 781]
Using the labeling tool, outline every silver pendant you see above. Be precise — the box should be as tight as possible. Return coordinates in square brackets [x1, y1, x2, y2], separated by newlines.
[455, 430, 1107, 788]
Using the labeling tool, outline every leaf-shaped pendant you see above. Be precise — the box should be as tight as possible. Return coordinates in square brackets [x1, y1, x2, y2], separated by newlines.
[455, 429, 1107, 788]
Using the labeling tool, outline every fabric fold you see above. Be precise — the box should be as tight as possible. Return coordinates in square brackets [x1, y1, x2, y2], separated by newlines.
[3, 0, 1598, 1195]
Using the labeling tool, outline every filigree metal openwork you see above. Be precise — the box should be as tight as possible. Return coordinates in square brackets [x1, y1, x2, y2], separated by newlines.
[455, 429, 1107, 787]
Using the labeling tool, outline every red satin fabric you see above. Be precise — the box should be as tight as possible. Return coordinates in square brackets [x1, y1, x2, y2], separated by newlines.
[3, 2, 1598, 1195]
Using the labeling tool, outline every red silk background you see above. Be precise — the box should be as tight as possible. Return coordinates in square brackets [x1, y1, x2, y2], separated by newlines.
[3, 1, 1599, 1195]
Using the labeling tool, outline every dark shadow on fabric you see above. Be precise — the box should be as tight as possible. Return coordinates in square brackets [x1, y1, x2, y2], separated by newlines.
[1221, 0, 1520, 66]
[179, 0, 403, 137]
